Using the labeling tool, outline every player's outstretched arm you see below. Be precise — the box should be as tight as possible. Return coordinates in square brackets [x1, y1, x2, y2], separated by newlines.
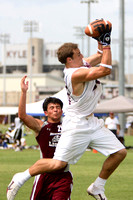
[19, 76, 42, 135]
[84, 42, 103, 67]
[72, 44, 111, 83]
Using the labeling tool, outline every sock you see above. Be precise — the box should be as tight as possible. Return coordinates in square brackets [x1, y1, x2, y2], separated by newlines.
[93, 177, 107, 192]
[13, 169, 31, 187]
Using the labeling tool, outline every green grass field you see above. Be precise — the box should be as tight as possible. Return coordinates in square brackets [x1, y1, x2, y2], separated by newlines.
[0, 128, 133, 200]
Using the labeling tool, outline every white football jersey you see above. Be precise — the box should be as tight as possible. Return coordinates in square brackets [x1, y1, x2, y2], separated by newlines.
[63, 63, 102, 117]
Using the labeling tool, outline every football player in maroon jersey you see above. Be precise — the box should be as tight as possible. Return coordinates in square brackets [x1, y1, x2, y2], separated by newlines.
[7, 75, 73, 200]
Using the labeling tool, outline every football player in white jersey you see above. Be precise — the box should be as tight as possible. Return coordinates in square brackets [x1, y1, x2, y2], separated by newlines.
[7, 22, 127, 200]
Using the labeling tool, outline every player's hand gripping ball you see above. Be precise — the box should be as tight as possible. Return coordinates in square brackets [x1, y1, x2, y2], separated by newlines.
[85, 19, 112, 38]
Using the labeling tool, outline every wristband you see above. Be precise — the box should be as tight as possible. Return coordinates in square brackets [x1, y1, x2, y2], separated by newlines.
[103, 47, 111, 50]
[100, 63, 112, 69]
[97, 49, 103, 54]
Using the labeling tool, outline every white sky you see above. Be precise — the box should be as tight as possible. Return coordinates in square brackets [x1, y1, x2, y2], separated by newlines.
[0, 0, 133, 72]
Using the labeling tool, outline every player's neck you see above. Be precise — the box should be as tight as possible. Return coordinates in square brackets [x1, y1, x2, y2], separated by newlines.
[47, 119, 60, 124]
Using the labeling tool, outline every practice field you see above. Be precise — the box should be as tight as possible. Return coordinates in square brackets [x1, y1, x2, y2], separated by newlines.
[0, 134, 133, 200]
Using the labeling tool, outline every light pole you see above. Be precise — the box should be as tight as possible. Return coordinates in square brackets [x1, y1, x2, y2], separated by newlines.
[119, 0, 125, 136]
[23, 20, 39, 103]
[112, 38, 133, 85]
[126, 38, 133, 84]
[0, 34, 10, 106]
[74, 26, 86, 54]
[81, 0, 98, 56]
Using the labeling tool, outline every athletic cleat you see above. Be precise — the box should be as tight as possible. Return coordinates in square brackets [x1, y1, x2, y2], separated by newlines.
[7, 175, 21, 200]
[87, 183, 107, 200]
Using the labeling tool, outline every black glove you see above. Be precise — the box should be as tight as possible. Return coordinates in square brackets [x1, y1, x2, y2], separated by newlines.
[93, 24, 112, 46]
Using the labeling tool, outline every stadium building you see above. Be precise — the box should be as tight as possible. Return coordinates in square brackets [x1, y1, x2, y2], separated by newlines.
[0, 38, 65, 106]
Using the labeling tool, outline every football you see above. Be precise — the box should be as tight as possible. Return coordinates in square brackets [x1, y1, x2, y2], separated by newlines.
[84, 19, 112, 37]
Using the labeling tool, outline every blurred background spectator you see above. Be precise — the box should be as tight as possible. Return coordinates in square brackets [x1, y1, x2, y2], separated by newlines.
[105, 112, 120, 137]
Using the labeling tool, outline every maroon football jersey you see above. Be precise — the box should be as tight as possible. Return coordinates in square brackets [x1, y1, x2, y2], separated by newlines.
[36, 121, 62, 159]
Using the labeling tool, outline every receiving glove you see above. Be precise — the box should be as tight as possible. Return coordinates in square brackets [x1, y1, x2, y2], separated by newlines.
[93, 24, 112, 46]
